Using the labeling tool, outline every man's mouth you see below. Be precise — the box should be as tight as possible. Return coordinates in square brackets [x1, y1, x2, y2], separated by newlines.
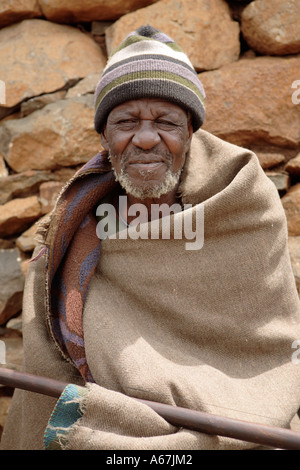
[129, 161, 166, 170]
[127, 154, 165, 162]
[126, 155, 168, 171]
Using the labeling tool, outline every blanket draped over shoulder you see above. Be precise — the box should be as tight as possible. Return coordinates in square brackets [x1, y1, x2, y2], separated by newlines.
[1, 130, 300, 450]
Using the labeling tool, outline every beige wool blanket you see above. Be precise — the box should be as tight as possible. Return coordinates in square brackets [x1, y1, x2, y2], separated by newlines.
[1, 130, 300, 450]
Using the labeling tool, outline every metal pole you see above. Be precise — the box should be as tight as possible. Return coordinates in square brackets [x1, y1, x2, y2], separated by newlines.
[1, 367, 300, 450]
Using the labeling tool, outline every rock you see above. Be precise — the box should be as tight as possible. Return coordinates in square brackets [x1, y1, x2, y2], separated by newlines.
[0, 0, 42, 28]
[265, 171, 290, 193]
[0, 170, 52, 205]
[39, 181, 64, 214]
[91, 21, 113, 36]
[38, 0, 161, 23]
[241, 0, 300, 55]
[0, 239, 15, 250]
[200, 56, 300, 148]
[0, 95, 101, 172]
[0, 19, 106, 110]
[256, 152, 285, 170]
[52, 167, 78, 183]
[0, 196, 42, 238]
[20, 90, 67, 117]
[285, 153, 300, 176]
[91, 21, 112, 56]
[0, 395, 12, 440]
[105, 0, 240, 71]
[288, 236, 300, 294]
[281, 184, 300, 236]
[0, 107, 21, 122]
[65, 73, 99, 99]
[6, 314, 23, 334]
[226, 1, 252, 22]
[16, 218, 43, 253]
[0, 249, 25, 325]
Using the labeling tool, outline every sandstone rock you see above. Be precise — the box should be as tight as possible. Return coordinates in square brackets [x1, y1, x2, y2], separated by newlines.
[52, 167, 78, 183]
[285, 153, 300, 176]
[6, 314, 23, 334]
[16, 219, 42, 253]
[0, 196, 42, 238]
[20, 90, 67, 118]
[241, 0, 300, 55]
[225, 1, 251, 22]
[0, 108, 21, 122]
[0, 170, 52, 205]
[265, 171, 290, 193]
[66, 73, 100, 99]
[0, 19, 106, 110]
[39, 181, 64, 214]
[0, 239, 15, 250]
[0, 249, 25, 325]
[256, 152, 285, 170]
[39, 0, 161, 23]
[0, 95, 101, 172]
[91, 21, 113, 36]
[0, 395, 12, 440]
[91, 21, 112, 56]
[0, 0, 42, 28]
[288, 236, 300, 294]
[281, 184, 300, 236]
[106, 0, 240, 71]
[200, 56, 300, 148]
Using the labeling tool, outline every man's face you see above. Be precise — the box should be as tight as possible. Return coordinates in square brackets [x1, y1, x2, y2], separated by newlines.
[101, 98, 193, 200]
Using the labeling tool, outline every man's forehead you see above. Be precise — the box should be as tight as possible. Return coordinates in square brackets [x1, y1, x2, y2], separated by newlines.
[108, 98, 188, 119]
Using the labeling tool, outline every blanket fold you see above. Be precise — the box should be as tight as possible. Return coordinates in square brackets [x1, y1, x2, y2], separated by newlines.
[40, 152, 118, 381]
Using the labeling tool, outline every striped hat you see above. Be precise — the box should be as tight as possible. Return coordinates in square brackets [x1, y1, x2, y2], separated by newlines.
[94, 25, 206, 133]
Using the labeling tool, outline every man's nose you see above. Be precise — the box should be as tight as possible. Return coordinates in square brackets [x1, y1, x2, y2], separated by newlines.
[131, 120, 161, 149]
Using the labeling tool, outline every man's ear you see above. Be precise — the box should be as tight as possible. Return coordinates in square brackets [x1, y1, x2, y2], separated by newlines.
[101, 126, 109, 151]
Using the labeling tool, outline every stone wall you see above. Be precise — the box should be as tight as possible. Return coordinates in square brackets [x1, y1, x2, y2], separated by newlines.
[0, 0, 300, 438]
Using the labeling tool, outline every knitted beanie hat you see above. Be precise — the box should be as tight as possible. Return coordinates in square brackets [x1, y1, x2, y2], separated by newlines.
[94, 25, 206, 133]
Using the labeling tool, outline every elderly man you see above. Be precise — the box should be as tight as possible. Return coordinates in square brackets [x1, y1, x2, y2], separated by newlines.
[1, 25, 300, 451]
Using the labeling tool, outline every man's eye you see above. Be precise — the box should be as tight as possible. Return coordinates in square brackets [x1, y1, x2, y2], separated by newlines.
[116, 119, 139, 128]
[118, 119, 138, 124]
[156, 120, 177, 129]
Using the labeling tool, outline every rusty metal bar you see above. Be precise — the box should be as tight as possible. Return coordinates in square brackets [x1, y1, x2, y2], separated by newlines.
[1, 367, 300, 450]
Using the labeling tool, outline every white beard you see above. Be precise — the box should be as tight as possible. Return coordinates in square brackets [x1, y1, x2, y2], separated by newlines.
[113, 166, 182, 200]
[108, 152, 183, 199]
